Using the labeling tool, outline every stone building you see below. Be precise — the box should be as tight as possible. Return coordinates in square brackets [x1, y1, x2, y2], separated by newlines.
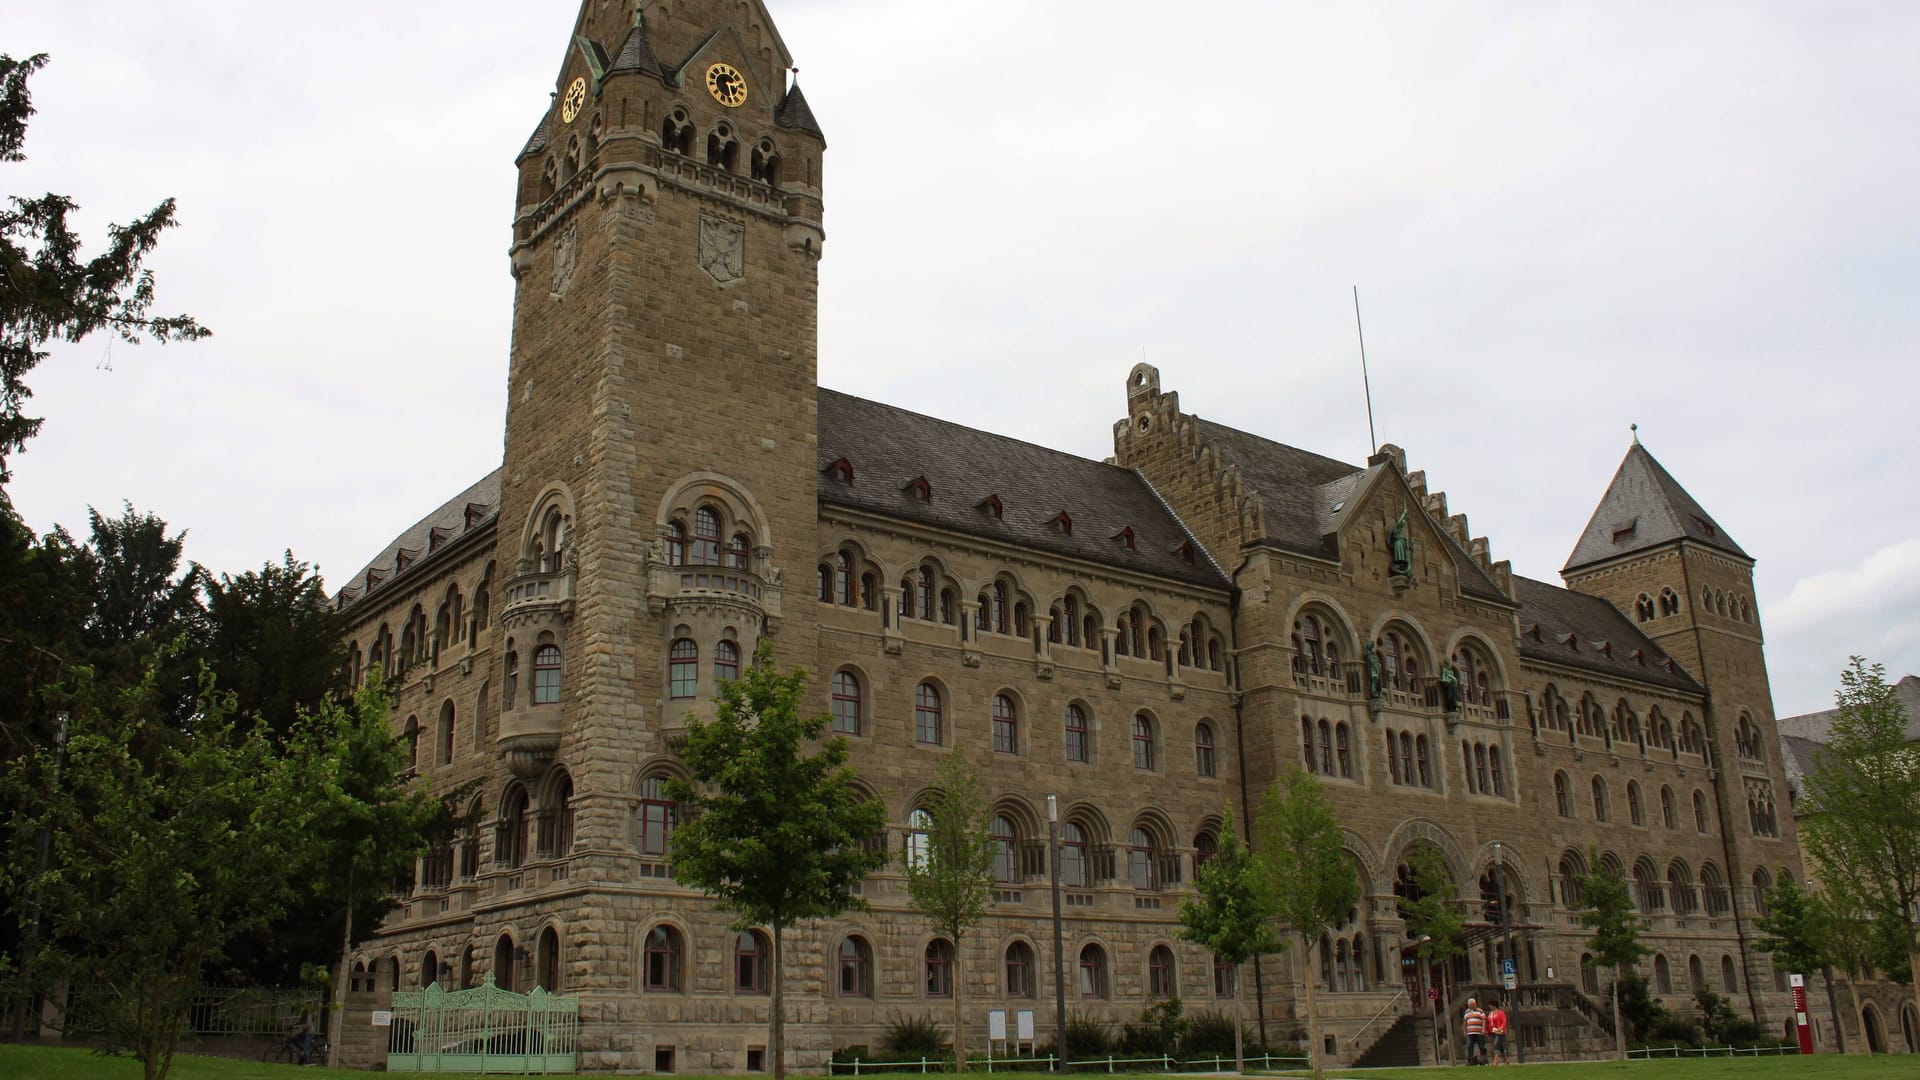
[1776, 676, 1920, 1054]
[329, 0, 1811, 1069]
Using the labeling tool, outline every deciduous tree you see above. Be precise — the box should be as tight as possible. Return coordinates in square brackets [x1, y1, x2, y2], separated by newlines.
[1256, 770, 1356, 1080]
[1396, 843, 1464, 1061]
[1176, 804, 1276, 1073]
[901, 754, 997, 1071]
[1753, 869, 1844, 1051]
[1576, 854, 1647, 1060]
[667, 644, 889, 1080]
[1798, 657, 1920, 1019]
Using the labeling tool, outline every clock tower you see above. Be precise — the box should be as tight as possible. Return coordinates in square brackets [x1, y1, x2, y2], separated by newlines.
[487, 0, 827, 1044]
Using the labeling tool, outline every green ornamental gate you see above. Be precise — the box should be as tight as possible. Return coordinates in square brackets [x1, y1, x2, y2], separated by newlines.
[387, 976, 579, 1074]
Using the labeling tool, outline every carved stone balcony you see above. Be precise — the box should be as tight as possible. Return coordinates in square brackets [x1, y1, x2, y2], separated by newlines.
[499, 700, 563, 778]
[645, 559, 783, 636]
[500, 567, 574, 631]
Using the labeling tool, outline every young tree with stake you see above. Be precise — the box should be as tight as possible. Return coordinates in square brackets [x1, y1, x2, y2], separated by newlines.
[1256, 770, 1357, 1080]
[667, 644, 889, 1080]
[1575, 853, 1647, 1060]
[901, 754, 999, 1071]
[1176, 805, 1276, 1073]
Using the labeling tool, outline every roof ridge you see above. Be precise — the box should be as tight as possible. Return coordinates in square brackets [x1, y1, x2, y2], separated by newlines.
[1193, 414, 1363, 476]
[816, 386, 1140, 477]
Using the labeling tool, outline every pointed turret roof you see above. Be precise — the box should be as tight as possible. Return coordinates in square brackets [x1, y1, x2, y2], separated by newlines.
[608, 20, 666, 80]
[775, 83, 824, 141]
[1564, 442, 1748, 572]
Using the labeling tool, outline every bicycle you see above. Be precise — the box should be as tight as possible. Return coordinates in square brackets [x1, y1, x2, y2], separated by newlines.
[263, 1034, 329, 1066]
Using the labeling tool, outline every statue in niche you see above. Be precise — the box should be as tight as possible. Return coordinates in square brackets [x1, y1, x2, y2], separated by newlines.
[1439, 659, 1461, 712]
[1364, 642, 1383, 700]
[1387, 510, 1414, 580]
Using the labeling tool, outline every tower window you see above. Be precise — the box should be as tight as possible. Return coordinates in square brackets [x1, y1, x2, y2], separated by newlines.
[750, 138, 781, 185]
[662, 107, 694, 155]
[707, 122, 739, 172]
[532, 644, 562, 704]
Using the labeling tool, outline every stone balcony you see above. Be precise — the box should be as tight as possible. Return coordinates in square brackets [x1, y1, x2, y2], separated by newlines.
[501, 566, 574, 630]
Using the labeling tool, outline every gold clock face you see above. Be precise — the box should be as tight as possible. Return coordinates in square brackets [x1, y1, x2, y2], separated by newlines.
[706, 63, 748, 108]
[561, 76, 587, 123]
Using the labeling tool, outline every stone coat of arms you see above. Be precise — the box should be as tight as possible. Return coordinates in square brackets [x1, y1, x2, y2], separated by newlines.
[698, 214, 745, 285]
[550, 224, 578, 299]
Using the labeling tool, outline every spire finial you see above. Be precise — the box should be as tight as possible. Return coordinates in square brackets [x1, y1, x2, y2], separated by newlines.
[1630, 423, 1640, 446]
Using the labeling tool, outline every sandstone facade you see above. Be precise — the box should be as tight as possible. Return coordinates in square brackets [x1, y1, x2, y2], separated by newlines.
[328, 0, 1823, 1069]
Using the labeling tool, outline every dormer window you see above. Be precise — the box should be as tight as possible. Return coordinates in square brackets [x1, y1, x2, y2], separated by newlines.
[1525, 624, 1542, 642]
[977, 494, 1003, 519]
[395, 547, 418, 573]
[1173, 540, 1195, 564]
[1631, 648, 1647, 666]
[465, 502, 489, 529]
[429, 526, 452, 552]
[1612, 518, 1639, 543]
[1050, 511, 1073, 536]
[1110, 526, 1136, 550]
[824, 457, 854, 484]
[1598, 641, 1612, 658]
[903, 476, 931, 502]
[1691, 515, 1717, 537]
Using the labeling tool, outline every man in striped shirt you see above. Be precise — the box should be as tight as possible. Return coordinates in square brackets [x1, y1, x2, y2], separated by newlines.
[1462, 997, 1487, 1065]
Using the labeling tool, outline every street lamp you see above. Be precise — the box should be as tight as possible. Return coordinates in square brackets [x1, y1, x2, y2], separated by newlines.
[1047, 793, 1066, 1071]
[1493, 842, 1523, 1064]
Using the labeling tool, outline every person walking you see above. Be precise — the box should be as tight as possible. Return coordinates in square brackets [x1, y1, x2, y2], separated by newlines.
[1461, 997, 1487, 1066]
[1486, 1000, 1509, 1066]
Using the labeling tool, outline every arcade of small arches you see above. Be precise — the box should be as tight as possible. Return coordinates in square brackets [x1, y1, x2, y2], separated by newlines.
[1631, 585, 1754, 626]
[1531, 686, 1711, 761]
[347, 561, 497, 690]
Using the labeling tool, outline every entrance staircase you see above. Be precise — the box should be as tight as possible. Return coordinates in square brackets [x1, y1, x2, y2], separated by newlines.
[1352, 1014, 1423, 1068]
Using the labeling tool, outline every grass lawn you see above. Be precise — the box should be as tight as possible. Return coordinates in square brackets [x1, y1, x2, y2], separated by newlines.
[0, 1045, 1902, 1080]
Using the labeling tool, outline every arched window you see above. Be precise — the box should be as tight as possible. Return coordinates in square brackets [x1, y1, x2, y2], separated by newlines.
[1654, 953, 1672, 995]
[1078, 944, 1108, 998]
[536, 928, 561, 992]
[925, 939, 954, 997]
[532, 644, 562, 704]
[728, 532, 751, 570]
[906, 809, 932, 870]
[1195, 723, 1217, 777]
[1627, 781, 1645, 826]
[1386, 730, 1402, 785]
[1475, 744, 1490, 793]
[665, 521, 687, 566]
[1318, 719, 1334, 775]
[692, 508, 722, 565]
[992, 694, 1019, 754]
[1132, 714, 1155, 770]
[834, 552, 854, 606]
[437, 700, 456, 765]
[1669, 861, 1697, 915]
[1005, 941, 1035, 997]
[1303, 718, 1317, 769]
[1635, 594, 1655, 622]
[1128, 828, 1157, 890]
[1336, 723, 1352, 778]
[1701, 862, 1730, 916]
[713, 639, 740, 683]
[860, 572, 878, 611]
[1558, 850, 1587, 908]
[1694, 790, 1711, 833]
[1064, 704, 1090, 763]
[1060, 823, 1088, 887]
[669, 639, 698, 699]
[838, 937, 873, 997]
[1720, 954, 1738, 993]
[918, 568, 936, 621]
[1148, 945, 1176, 998]
[497, 785, 529, 868]
[1581, 954, 1598, 995]
[1416, 735, 1432, 787]
[644, 926, 683, 991]
[734, 930, 769, 994]
[1591, 776, 1609, 821]
[1194, 832, 1218, 868]
[1660, 786, 1676, 829]
[1659, 587, 1680, 616]
[637, 775, 676, 857]
[992, 815, 1019, 883]
[915, 683, 943, 745]
[1214, 956, 1237, 998]
[1062, 596, 1081, 646]
[494, 934, 516, 992]
[831, 671, 861, 735]
[1635, 858, 1665, 911]
[1752, 867, 1773, 915]
[1488, 746, 1505, 797]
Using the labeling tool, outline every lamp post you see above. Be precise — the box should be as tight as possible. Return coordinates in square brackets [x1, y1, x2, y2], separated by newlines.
[1494, 842, 1523, 1064]
[1048, 793, 1066, 1071]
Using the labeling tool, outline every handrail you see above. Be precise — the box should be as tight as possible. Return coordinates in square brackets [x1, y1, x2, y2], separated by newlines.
[1349, 987, 1409, 1047]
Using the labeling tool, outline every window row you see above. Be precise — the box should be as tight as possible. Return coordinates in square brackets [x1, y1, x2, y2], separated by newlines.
[829, 934, 1223, 1001]
[1534, 687, 1707, 760]
[1745, 779, 1779, 837]
[401, 681, 493, 772]
[815, 553, 1228, 675]
[348, 561, 498, 686]
[668, 637, 742, 699]
[1554, 849, 1735, 917]
[666, 506, 754, 569]
[1301, 717, 1510, 799]
[1633, 587, 1684, 622]
[1554, 772, 1714, 834]
[829, 672, 1219, 775]
[502, 634, 565, 709]
[658, 109, 783, 184]
[1460, 740, 1507, 798]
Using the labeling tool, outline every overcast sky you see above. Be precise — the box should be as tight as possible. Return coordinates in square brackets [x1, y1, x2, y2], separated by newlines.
[9, 1, 1918, 718]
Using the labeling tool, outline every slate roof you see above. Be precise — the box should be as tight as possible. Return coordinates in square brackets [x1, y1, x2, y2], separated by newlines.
[1511, 575, 1704, 693]
[609, 23, 667, 80]
[1193, 419, 1507, 602]
[518, 111, 552, 162]
[1565, 443, 1748, 571]
[337, 469, 502, 606]
[817, 389, 1227, 589]
[775, 84, 824, 141]
[1779, 734, 1825, 804]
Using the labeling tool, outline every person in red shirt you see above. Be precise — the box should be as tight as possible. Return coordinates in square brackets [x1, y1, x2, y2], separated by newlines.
[1486, 1002, 1509, 1065]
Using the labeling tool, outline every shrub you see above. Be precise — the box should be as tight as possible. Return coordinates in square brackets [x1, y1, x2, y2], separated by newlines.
[1063, 1012, 1114, 1058]
[1176, 1008, 1269, 1060]
[1117, 998, 1187, 1056]
[1646, 1017, 1704, 1047]
[881, 1011, 950, 1059]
